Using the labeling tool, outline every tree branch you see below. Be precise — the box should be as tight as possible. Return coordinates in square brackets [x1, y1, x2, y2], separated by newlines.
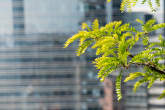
[128, 54, 165, 74]
[133, 62, 165, 74]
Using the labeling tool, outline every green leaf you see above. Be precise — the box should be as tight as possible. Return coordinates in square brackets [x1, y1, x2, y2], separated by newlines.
[77, 40, 93, 56]
[136, 19, 144, 24]
[155, 0, 160, 7]
[141, 0, 147, 4]
[142, 36, 149, 45]
[92, 19, 99, 31]
[116, 73, 122, 101]
[124, 72, 145, 82]
[81, 22, 91, 31]
[152, 23, 165, 31]
[158, 90, 165, 99]
[64, 32, 82, 48]
[147, 77, 157, 88]
[133, 78, 147, 92]
[107, 0, 112, 2]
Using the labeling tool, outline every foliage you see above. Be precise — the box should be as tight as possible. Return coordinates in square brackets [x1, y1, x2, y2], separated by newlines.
[65, 18, 165, 101]
[65, 0, 164, 101]
[116, 72, 122, 101]
[107, 0, 160, 12]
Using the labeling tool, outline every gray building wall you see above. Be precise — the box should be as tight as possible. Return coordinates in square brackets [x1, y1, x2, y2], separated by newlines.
[0, 0, 107, 110]
[24, 0, 83, 34]
[0, 0, 12, 34]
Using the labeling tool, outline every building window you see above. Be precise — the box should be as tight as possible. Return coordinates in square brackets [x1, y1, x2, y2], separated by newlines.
[14, 24, 24, 29]
[13, 7, 24, 12]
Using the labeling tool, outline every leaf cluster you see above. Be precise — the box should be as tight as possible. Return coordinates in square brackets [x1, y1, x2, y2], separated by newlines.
[107, 0, 160, 12]
[65, 19, 165, 101]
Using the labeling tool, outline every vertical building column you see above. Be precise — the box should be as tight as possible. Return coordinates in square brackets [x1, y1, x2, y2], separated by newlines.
[74, 60, 81, 110]
[83, 0, 106, 26]
[106, 1, 112, 22]
[112, 0, 122, 21]
[12, 0, 25, 35]
[99, 79, 113, 110]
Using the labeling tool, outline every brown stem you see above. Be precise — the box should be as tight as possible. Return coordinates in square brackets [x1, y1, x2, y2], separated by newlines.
[133, 62, 165, 74]
[128, 54, 165, 74]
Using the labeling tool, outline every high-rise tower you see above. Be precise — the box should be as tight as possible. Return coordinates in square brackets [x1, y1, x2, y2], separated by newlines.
[0, 0, 107, 110]
[12, 0, 24, 35]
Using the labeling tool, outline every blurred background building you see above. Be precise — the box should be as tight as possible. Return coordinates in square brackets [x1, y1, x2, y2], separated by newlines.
[0, 0, 164, 110]
[0, 0, 105, 110]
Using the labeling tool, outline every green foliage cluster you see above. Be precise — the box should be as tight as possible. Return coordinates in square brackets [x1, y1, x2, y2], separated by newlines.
[107, 0, 160, 12]
[64, 19, 165, 101]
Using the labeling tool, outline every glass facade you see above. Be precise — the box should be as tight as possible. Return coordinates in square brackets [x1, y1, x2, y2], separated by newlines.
[24, 0, 82, 34]
[0, 33, 78, 110]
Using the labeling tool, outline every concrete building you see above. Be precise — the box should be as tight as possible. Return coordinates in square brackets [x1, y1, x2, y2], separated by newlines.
[147, 1, 165, 108]
[108, 1, 165, 110]
[122, 13, 151, 110]
[0, 0, 107, 110]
